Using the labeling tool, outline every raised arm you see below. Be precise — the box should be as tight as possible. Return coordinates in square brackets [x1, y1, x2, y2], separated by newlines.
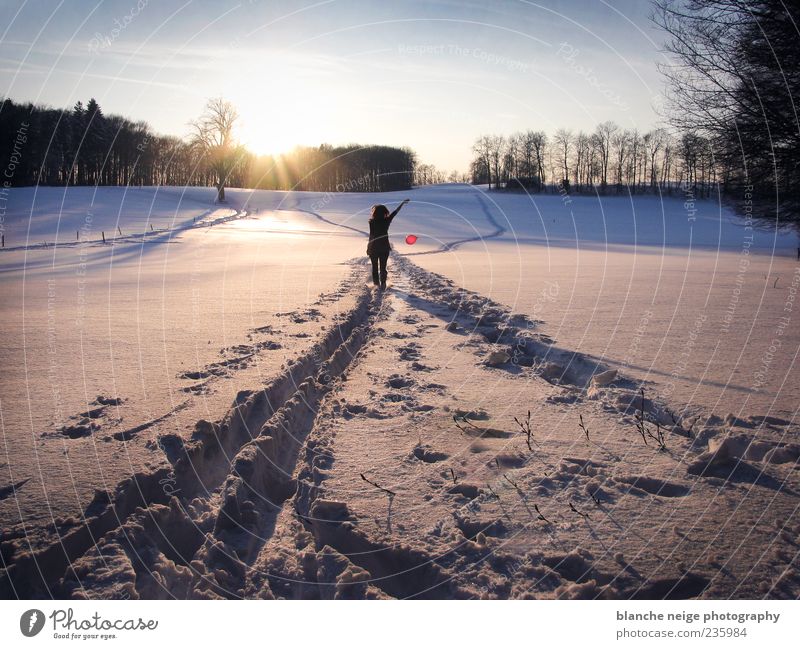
[388, 198, 410, 221]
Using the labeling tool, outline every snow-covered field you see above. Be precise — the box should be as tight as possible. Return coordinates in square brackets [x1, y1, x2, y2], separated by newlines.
[0, 183, 798, 599]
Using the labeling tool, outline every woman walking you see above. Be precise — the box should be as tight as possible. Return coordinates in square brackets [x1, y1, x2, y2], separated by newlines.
[366, 199, 409, 290]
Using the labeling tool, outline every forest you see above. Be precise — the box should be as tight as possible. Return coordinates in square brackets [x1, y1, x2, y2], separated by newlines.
[469, 125, 696, 197]
[0, 97, 418, 195]
[469, 1, 800, 223]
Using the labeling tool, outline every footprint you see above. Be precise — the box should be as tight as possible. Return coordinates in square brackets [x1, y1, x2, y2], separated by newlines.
[0, 478, 30, 501]
[342, 403, 368, 418]
[58, 423, 95, 439]
[383, 392, 412, 404]
[626, 574, 710, 599]
[387, 374, 415, 389]
[79, 407, 106, 419]
[453, 408, 489, 421]
[398, 344, 421, 361]
[469, 441, 491, 454]
[412, 445, 449, 463]
[615, 475, 690, 498]
[94, 395, 124, 406]
[447, 483, 480, 499]
[179, 370, 211, 380]
[489, 452, 527, 468]
[454, 515, 507, 540]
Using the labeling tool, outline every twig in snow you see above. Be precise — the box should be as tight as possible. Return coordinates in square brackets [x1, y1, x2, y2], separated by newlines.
[454, 414, 485, 434]
[635, 388, 649, 445]
[579, 414, 590, 442]
[506, 476, 536, 519]
[533, 504, 551, 524]
[635, 389, 667, 450]
[360, 473, 396, 497]
[514, 410, 539, 451]
[569, 501, 590, 519]
[653, 422, 666, 450]
[453, 415, 469, 435]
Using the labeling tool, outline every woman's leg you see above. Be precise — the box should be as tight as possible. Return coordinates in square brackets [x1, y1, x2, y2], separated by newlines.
[379, 252, 389, 287]
[370, 255, 380, 285]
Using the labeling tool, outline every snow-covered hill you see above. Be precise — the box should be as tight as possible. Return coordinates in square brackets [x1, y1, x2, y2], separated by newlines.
[1, 184, 798, 599]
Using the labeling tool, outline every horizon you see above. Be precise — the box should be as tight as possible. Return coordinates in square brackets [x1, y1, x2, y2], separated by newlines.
[1, 0, 667, 172]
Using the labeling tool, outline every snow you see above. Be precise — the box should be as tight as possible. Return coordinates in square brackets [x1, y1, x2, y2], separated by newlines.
[1, 186, 221, 245]
[0, 183, 798, 599]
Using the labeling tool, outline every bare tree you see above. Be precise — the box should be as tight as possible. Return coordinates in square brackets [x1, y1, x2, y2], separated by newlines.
[467, 124, 687, 194]
[415, 163, 445, 185]
[488, 135, 506, 189]
[520, 131, 535, 181]
[553, 128, 573, 189]
[526, 130, 548, 191]
[190, 97, 241, 202]
[628, 129, 641, 191]
[593, 121, 618, 191]
[612, 129, 629, 192]
[644, 128, 666, 191]
[654, 0, 800, 217]
[661, 132, 674, 192]
[472, 135, 493, 188]
[504, 132, 522, 183]
[573, 131, 590, 192]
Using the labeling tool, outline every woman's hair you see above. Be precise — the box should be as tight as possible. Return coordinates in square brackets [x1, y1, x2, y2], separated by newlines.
[370, 204, 389, 220]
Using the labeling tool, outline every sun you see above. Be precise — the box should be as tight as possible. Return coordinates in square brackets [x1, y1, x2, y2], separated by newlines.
[237, 111, 302, 157]
[229, 83, 342, 157]
[220, 52, 355, 158]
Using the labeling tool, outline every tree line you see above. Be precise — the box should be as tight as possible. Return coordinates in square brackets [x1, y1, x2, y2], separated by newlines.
[0, 97, 417, 198]
[655, 0, 800, 221]
[470, 125, 708, 197]
[470, 1, 800, 224]
[247, 143, 416, 194]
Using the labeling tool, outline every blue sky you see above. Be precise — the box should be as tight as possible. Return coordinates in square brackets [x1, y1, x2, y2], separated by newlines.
[0, 0, 670, 171]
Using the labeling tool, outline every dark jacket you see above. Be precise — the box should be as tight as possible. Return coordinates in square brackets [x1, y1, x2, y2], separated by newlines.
[366, 207, 400, 256]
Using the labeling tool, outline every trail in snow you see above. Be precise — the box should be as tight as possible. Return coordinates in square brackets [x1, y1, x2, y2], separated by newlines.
[291, 187, 507, 257]
[2, 254, 797, 599]
[401, 191, 507, 256]
[0, 206, 247, 253]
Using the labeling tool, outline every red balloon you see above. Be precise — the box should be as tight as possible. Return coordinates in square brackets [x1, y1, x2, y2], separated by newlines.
[405, 234, 418, 245]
